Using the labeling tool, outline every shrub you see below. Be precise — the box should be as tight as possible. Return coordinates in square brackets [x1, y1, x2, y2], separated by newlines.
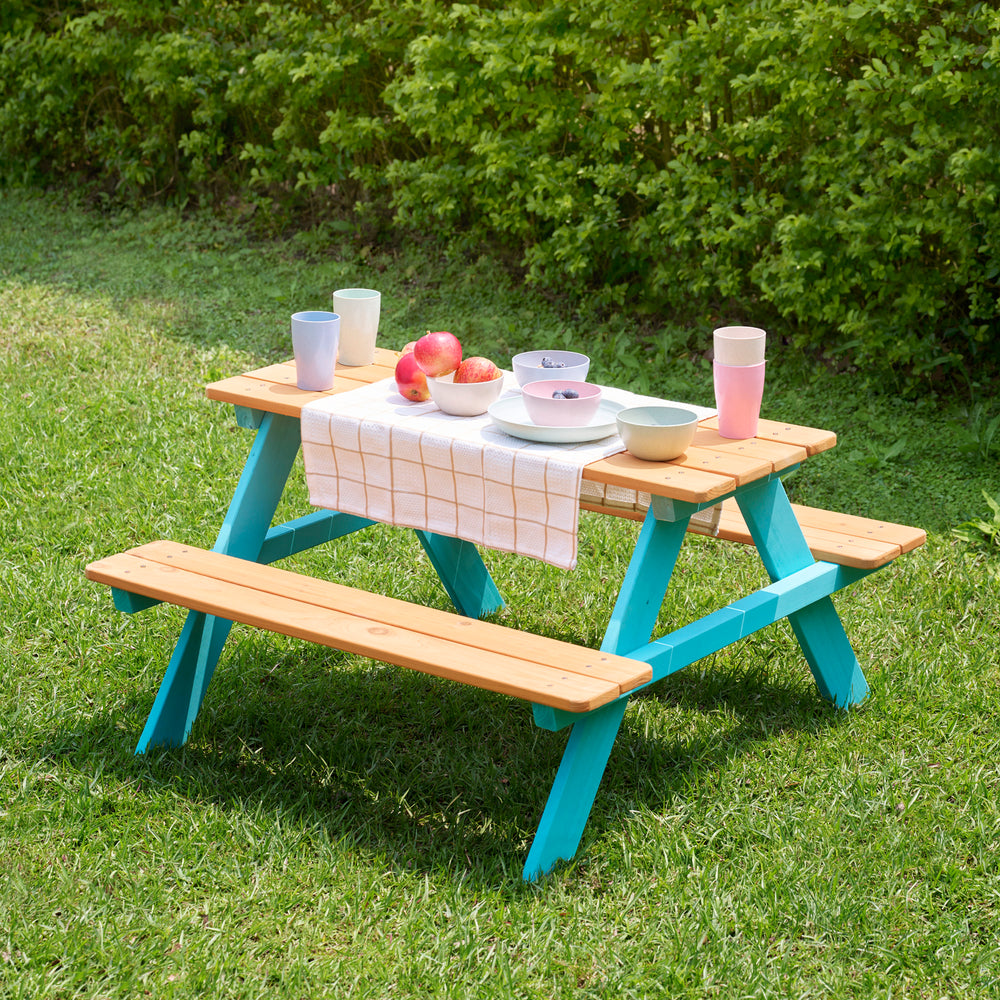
[1, 0, 997, 378]
[385, 0, 1000, 375]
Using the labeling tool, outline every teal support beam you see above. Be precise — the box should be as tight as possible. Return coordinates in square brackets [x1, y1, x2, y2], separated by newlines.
[135, 412, 302, 752]
[416, 530, 504, 619]
[736, 478, 869, 707]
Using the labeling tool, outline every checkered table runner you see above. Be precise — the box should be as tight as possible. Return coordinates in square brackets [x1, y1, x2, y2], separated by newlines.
[301, 375, 715, 570]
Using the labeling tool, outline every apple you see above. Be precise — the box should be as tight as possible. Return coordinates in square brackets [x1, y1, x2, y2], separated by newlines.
[413, 330, 462, 377]
[453, 356, 501, 383]
[394, 351, 430, 402]
[400, 340, 417, 355]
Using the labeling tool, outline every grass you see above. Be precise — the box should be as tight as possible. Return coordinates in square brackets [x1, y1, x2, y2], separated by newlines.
[2, 186, 999, 998]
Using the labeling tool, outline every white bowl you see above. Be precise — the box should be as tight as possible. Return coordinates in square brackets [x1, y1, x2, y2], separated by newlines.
[428, 371, 505, 416]
[511, 350, 590, 386]
[615, 406, 700, 461]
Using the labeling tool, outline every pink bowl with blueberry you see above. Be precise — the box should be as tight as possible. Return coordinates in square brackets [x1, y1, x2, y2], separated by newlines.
[520, 380, 602, 426]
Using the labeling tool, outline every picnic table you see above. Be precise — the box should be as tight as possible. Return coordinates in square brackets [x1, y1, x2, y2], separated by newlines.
[86, 349, 925, 880]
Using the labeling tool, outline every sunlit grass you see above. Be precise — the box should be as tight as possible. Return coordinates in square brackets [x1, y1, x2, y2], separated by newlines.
[2, 188, 999, 998]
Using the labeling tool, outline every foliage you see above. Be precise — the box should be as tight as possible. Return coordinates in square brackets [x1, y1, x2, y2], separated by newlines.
[953, 492, 1000, 548]
[2, 1, 999, 379]
[385, 0, 1000, 376]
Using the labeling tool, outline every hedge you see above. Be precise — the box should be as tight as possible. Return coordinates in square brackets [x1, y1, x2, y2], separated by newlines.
[2, 0, 998, 376]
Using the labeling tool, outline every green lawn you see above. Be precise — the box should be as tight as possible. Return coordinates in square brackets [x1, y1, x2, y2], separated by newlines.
[2, 187, 998, 998]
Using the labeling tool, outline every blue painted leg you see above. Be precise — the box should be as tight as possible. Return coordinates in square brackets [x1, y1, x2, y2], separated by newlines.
[602, 508, 691, 655]
[134, 611, 233, 752]
[522, 697, 630, 881]
[737, 479, 868, 707]
[135, 412, 303, 752]
[522, 510, 691, 880]
[415, 531, 504, 618]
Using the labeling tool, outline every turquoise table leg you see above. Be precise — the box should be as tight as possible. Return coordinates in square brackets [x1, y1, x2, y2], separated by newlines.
[521, 697, 630, 881]
[135, 412, 302, 752]
[522, 510, 691, 880]
[603, 508, 691, 654]
[736, 478, 869, 707]
[415, 531, 504, 618]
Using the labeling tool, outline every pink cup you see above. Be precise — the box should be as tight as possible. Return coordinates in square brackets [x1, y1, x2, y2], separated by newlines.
[714, 360, 765, 439]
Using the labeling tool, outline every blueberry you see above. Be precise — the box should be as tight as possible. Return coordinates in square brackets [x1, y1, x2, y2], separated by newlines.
[561, 389, 579, 399]
[540, 357, 566, 369]
[551, 391, 566, 399]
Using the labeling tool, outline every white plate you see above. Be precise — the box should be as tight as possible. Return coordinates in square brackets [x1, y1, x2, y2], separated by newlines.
[488, 396, 625, 443]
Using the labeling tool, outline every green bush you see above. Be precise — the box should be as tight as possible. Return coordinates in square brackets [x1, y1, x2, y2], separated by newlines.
[2, 0, 997, 378]
[0, 0, 413, 207]
[386, 0, 1000, 375]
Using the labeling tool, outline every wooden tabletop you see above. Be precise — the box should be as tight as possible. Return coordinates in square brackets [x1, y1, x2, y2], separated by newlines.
[206, 350, 836, 505]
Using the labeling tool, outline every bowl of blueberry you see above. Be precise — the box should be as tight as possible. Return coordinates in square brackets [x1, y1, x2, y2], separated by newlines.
[511, 350, 590, 386]
[520, 379, 603, 426]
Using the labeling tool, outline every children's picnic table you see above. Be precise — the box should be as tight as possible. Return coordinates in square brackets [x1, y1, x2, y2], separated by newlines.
[87, 349, 925, 880]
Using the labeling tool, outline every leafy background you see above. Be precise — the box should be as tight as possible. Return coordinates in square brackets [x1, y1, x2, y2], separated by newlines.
[2, 0, 998, 379]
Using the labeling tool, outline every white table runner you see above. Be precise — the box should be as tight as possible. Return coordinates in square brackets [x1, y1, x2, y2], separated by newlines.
[301, 375, 715, 570]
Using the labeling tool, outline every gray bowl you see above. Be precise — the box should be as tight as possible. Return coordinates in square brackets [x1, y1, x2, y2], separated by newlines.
[616, 405, 699, 461]
[511, 350, 590, 386]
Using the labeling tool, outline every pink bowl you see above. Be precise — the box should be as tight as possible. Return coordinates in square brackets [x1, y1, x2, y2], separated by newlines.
[520, 380, 602, 426]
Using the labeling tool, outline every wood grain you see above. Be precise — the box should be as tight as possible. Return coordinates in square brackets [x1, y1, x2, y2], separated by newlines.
[685, 498, 927, 569]
[86, 542, 652, 713]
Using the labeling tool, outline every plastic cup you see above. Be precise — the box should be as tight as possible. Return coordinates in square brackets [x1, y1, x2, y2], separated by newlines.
[291, 311, 340, 390]
[332, 288, 381, 366]
[714, 360, 765, 439]
[714, 326, 766, 366]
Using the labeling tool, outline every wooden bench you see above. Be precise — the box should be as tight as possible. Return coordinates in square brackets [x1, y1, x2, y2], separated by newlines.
[85, 540, 652, 714]
[581, 496, 926, 571]
[687, 498, 926, 570]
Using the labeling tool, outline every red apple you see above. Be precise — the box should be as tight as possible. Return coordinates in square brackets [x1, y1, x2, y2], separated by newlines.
[453, 356, 501, 383]
[394, 351, 430, 402]
[413, 331, 462, 377]
[401, 340, 417, 355]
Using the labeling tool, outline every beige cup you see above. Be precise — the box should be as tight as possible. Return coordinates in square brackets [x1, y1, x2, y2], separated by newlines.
[713, 326, 766, 366]
[332, 288, 381, 366]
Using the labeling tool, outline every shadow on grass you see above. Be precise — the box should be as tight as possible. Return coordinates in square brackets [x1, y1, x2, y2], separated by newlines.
[18, 637, 850, 889]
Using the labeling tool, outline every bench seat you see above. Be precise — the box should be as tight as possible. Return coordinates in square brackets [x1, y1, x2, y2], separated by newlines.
[687, 499, 926, 569]
[581, 495, 926, 570]
[85, 540, 651, 714]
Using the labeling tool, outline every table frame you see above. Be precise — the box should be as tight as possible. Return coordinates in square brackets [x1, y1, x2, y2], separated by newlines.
[130, 381, 873, 882]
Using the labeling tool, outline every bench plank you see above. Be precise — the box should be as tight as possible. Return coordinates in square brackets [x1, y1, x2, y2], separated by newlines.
[86, 542, 651, 713]
[129, 541, 645, 690]
[686, 498, 926, 569]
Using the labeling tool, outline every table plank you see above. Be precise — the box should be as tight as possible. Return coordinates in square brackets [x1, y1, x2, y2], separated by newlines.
[206, 373, 385, 416]
[245, 351, 399, 387]
[687, 427, 808, 470]
[207, 358, 830, 504]
[582, 451, 738, 504]
[701, 416, 836, 455]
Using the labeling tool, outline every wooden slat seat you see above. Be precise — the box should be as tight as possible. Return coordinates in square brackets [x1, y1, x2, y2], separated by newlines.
[85, 541, 651, 713]
[686, 498, 926, 570]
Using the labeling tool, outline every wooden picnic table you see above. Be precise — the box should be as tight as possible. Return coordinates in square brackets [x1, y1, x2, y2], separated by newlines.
[87, 349, 925, 880]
